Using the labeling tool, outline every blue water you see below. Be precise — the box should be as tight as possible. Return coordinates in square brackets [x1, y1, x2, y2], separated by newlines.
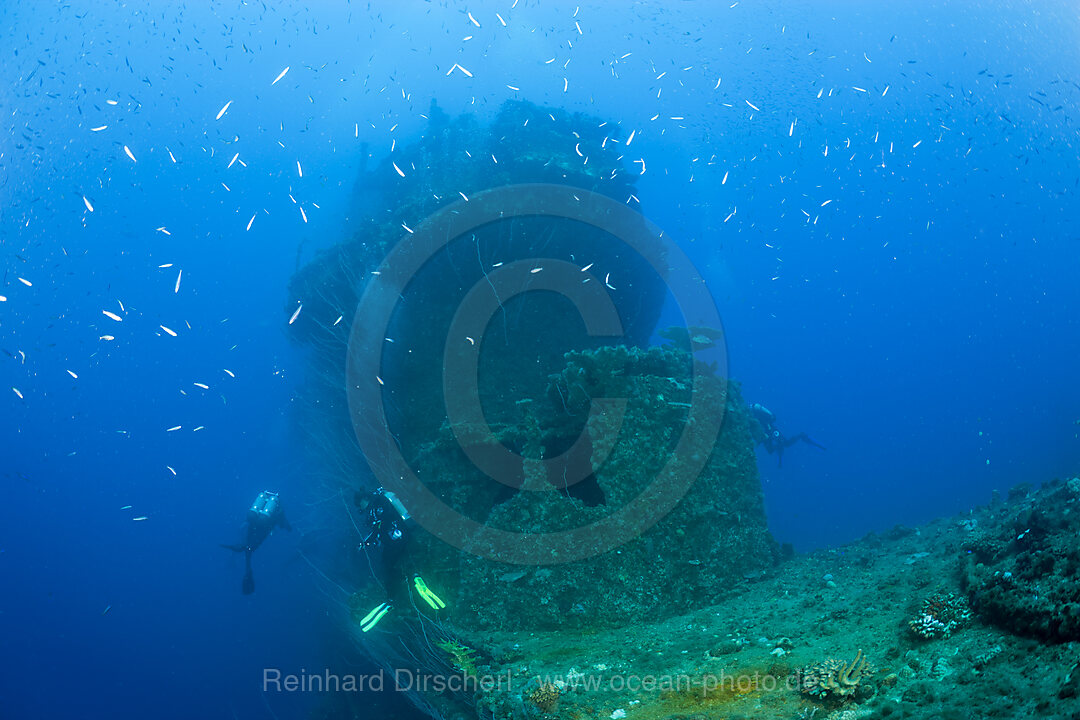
[2, 1, 1078, 718]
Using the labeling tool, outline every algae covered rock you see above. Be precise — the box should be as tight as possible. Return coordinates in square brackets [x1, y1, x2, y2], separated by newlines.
[962, 477, 1080, 642]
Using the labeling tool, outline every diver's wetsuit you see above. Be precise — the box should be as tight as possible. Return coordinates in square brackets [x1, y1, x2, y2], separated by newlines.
[750, 403, 826, 468]
[355, 489, 413, 604]
[352, 489, 448, 632]
[223, 491, 291, 594]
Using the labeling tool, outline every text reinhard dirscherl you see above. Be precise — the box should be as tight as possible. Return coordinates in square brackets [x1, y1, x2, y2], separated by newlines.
[262, 668, 798, 695]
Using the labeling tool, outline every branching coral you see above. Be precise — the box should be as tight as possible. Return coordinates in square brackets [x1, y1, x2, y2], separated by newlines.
[908, 613, 953, 639]
[798, 650, 873, 702]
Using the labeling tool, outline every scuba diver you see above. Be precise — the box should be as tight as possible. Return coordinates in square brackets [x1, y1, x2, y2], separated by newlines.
[222, 491, 291, 595]
[353, 487, 446, 633]
[749, 403, 826, 468]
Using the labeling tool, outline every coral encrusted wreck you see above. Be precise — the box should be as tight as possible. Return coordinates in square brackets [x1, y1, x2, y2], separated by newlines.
[290, 100, 780, 718]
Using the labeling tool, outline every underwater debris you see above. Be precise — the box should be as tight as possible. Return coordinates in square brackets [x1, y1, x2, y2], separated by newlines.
[908, 591, 972, 639]
[797, 650, 873, 702]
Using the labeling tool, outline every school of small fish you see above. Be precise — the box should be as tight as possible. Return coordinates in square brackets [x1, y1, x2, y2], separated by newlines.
[0, 1, 1072, 535]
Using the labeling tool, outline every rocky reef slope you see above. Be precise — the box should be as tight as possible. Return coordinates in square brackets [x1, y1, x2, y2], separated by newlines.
[376, 476, 1080, 720]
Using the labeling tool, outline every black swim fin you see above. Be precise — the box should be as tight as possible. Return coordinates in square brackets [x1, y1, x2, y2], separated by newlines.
[242, 552, 255, 595]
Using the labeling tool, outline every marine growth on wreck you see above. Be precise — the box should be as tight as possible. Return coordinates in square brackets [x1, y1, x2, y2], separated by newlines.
[288, 99, 777, 717]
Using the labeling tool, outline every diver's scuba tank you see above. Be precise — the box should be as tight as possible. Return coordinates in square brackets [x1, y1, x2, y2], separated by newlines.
[381, 489, 410, 521]
[750, 402, 777, 425]
[251, 491, 280, 518]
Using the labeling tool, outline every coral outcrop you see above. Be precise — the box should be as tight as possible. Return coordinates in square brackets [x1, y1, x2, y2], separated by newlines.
[907, 591, 972, 639]
[798, 650, 874, 703]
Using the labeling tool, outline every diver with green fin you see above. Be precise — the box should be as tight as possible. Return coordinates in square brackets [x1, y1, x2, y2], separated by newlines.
[354, 487, 446, 632]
